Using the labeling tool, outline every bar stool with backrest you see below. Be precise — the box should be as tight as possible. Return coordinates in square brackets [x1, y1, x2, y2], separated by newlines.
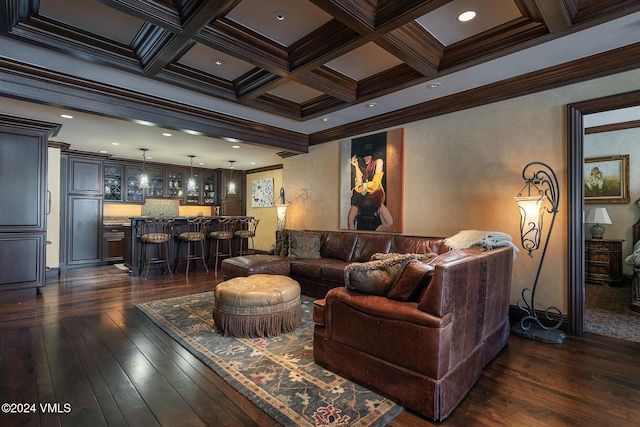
[175, 217, 210, 275]
[207, 217, 236, 273]
[234, 217, 259, 256]
[138, 217, 175, 280]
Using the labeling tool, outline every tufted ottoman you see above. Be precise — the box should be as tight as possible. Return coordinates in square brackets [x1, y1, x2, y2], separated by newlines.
[213, 274, 302, 338]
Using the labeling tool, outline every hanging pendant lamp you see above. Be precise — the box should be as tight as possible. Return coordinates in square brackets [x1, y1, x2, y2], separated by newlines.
[139, 148, 150, 189]
[187, 155, 196, 191]
[227, 160, 236, 195]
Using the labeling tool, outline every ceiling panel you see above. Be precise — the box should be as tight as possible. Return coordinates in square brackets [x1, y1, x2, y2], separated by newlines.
[178, 43, 256, 80]
[325, 42, 404, 81]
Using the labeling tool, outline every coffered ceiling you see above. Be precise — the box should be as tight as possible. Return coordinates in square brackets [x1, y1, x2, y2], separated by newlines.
[1, 0, 640, 168]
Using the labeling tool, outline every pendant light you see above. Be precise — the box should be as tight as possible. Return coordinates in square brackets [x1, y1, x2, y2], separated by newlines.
[139, 148, 149, 189]
[187, 155, 196, 191]
[227, 160, 236, 195]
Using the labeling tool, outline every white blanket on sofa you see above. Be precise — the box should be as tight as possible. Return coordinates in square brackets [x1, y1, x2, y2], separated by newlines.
[444, 230, 519, 259]
[625, 240, 640, 266]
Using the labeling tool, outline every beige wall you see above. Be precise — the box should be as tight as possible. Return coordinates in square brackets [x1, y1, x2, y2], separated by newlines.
[245, 168, 283, 251]
[283, 69, 640, 311]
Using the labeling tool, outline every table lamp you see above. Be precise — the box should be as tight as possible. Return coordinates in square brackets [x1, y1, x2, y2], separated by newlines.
[586, 207, 612, 239]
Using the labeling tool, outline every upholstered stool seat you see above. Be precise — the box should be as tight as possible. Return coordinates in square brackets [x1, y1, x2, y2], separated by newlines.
[213, 274, 301, 338]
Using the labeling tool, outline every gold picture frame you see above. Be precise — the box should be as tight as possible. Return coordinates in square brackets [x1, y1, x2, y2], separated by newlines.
[584, 155, 629, 204]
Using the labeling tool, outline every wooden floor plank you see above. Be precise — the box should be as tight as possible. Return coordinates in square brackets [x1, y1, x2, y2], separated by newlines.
[83, 311, 207, 427]
[120, 307, 277, 427]
[39, 323, 107, 427]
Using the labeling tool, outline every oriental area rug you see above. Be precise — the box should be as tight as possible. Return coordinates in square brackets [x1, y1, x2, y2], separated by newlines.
[136, 293, 402, 426]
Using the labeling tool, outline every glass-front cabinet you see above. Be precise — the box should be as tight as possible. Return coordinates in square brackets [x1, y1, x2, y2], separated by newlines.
[185, 171, 200, 204]
[166, 170, 184, 199]
[203, 173, 216, 205]
[125, 166, 144, 203]
[146, 168, 166, 198]
[104, 163, 123, 202]
[106, 162, 217, 204]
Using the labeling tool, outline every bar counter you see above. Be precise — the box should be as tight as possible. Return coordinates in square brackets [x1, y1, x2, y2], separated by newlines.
[125, 216, 252, 276]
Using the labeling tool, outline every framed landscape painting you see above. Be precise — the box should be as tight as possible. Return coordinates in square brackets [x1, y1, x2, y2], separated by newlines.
[584, 155, 629, 204]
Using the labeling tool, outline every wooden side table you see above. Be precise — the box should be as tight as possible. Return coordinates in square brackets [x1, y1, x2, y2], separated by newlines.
[585, 239, 624, 286]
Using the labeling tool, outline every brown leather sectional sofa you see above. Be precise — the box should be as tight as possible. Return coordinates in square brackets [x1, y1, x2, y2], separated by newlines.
[221, 229, 514, 421]
[221, 229, 448, 298]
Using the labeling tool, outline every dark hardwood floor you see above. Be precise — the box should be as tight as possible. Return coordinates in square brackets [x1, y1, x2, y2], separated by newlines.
[1, 266, 639, 427]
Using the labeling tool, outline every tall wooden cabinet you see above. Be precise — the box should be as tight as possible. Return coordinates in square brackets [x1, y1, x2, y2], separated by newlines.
[0, 115, 60, 292]
[61, 155, 103, 267]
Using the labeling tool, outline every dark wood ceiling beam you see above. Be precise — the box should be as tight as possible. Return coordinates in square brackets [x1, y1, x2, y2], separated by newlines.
[288, 19, 361, 71]
[374, 0, 454, 28]
[567, 0, 640, 24]
[96, 0, 183, 30]
[439, 18, 550, 70]
[130, 0, 240, 75]
[309, 41, 640, 145]
[156, 62, 237, 101]
[245, 94, 301, 119]
[376, 21, 442, 77]
[1, 0, 38, 30]
[357, 64, 425, 99]
[5, 15, 140, 70]
[0, 57, 309, 153]
[197, 18, 289, 74]
[300, 95, 348, 119]
[308, 0, 377, 34]
[523, 0, 571, 33]
[297, 66, 356, 102]
[234, 69, 282, 101]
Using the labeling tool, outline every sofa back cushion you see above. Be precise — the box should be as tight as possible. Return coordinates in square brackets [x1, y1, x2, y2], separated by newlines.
[391, 236, 448, 255]
[320, 231, 357, 261]
[351, 233, 394, 262]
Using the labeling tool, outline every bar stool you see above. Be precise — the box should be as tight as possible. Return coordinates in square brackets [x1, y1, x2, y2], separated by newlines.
[234, 217, 260, 256]
[175, 217, 210, 275]
[138, 217, 174, 280]
[207, 217, 236, 273]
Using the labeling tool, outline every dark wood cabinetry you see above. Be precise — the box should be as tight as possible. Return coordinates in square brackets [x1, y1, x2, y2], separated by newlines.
[102, 225, 125, 262]
[0, 114, 60, 292]
[106, 161, 219, 206]
[585, 239, 624, 285]
[61, 155, 103, 268]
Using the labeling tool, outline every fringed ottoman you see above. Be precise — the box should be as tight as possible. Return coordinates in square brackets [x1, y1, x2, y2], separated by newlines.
[213, 274, 302, 338]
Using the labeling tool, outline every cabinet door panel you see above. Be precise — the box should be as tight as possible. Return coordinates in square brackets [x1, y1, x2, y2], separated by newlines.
[0, 133, 46, 231]
[0, 233, 45, 290]
[68, 196, 102, 263]
[68, 158, 103, 195]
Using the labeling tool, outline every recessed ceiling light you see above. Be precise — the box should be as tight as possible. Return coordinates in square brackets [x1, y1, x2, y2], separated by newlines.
[198, 162, 205, 166]
[183, 129, 203, 136]
[99, 150, 108, 154]
[60, 114, 73, 119]
[111, 142, 119, 146]
[212, 58, 225, 66]
[132, 119, 155, 126]
[162, 132, 172, 137]
[272, 11, 287, 21]
[458, 11, 476, 22]
[224, 137, 241, 143]
[426, 82, 441, 89]
[321, 117, 330, 122]
[367, 102, 377, 108]
[232, 145, 240, 149]
[251, 162, 256, 165]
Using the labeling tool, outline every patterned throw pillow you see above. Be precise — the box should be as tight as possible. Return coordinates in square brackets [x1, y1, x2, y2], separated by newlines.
[287, 231, 321, 259]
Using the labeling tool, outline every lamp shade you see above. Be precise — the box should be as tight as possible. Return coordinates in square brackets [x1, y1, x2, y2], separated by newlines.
[515, 195, 545, 224]
[585, 207, 612, 225]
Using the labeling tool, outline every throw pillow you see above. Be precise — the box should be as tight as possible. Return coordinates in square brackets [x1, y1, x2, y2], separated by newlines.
[344, 254, 433, 295]
[387, 260, 435, 301]
[279, 230, 290, 257]
[288, 230, 321, 259]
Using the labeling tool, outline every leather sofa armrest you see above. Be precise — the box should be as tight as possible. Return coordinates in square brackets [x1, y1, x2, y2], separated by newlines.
[325, 287, 451, 329]
[312, 299, 326, 326]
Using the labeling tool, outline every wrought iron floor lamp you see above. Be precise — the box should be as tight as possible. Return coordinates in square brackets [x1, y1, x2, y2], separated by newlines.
[511, 161, 566, 344]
